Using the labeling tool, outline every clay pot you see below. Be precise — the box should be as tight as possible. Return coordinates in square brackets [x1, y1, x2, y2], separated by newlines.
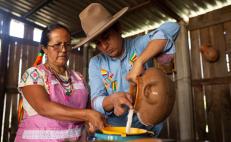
[130, 68, 175, 126]
[200, 44, 219, 62]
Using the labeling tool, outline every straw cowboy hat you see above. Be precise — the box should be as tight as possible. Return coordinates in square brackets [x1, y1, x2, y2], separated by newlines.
[73, 3, 128, 48]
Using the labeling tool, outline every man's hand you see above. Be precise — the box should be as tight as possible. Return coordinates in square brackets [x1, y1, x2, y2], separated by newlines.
[110, 92, 133, 116]
[126, 60, 144, 84]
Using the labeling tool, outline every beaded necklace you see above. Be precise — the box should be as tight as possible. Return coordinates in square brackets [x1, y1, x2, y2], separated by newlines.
[47, 64, 73, 96]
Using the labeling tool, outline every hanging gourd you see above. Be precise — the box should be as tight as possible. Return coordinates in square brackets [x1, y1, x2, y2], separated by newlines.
[200, 44, 219, 62]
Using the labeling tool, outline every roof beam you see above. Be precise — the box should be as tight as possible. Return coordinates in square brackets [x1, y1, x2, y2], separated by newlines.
[22, 0, 53, 18]
[128, 0, 151, 13]
[0, 8, 44, 29]
[151, 0, 182, 21]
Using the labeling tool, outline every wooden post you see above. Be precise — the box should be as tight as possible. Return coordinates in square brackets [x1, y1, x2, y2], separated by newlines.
[175, 20, 194, 140]
[0, 14, 10, 139]
[83, 45, 88, 78]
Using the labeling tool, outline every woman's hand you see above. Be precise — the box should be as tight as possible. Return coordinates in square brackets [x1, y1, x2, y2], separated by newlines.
[110, 92, 133, 116]
[126, 60, 144, 84]
[85, 109, 105, 132]
[86, 122, 96, 134]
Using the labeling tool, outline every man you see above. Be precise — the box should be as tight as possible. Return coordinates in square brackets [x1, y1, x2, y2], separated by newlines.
[74, 3, 180, 136]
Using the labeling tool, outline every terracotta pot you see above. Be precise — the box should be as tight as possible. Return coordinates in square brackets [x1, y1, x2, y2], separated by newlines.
[200, 44, 219, 62]
[130, 68, 175, 126]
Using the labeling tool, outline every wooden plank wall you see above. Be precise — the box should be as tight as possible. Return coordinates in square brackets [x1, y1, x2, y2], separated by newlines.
[189, 6, 231, 142]
[69, 49, 84, 74]
[0, 14, 11, 142]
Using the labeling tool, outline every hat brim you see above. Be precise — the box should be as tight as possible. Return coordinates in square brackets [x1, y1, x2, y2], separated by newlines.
[73, 7, 128, 49]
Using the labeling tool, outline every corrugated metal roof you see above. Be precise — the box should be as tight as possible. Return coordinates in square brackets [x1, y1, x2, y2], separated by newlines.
[0, 0, 230, 38]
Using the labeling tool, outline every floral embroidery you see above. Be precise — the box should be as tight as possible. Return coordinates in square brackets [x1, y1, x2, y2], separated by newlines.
[30, 69, 40, 84]
[21, 71, 29, 83]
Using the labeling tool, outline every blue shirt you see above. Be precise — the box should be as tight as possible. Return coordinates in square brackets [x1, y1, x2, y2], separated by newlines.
[88, 22, 180, 126]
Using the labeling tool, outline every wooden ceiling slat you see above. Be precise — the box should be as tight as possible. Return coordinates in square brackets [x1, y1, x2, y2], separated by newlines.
[192, 0, 207, 9]
[20, 0, 42, 7]
[30, 12, 57, 25]
[23, 0, 53, 18]
[10, 1, 32, 10]
[57, 0, 86, 12]
[0, 1, 27, 14]
[151, 0, 182, 21]
[128, 0, 151, 12]
[39, 8, 72, 23]
[108, 1, 124, 9]
[115, 0, 131, 7]
[44, 5, 76, 22]
[164, 1, 183, 15]
[51, 1, 77, 16]
[0, 0, 229, 38]
[119, 19, 136, 31]
[148, 6, 165, 20]
[125, 0, 138, 6]
[28, 15, 51, 26]
[96, 0, 118, 13]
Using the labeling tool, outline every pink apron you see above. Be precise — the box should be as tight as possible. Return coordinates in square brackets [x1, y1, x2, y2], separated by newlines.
[15, 65, 88, 142]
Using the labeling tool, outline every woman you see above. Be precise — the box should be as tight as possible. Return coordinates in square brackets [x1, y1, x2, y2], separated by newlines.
[15, 23, 105, 141]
